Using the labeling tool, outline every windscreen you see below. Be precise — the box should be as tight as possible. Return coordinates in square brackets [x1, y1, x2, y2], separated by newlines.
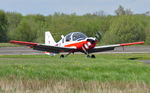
[72, 32, 87, 41]
[65, 33, 72, 42]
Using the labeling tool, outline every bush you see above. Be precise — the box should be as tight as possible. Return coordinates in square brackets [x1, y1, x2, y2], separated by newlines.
[102, 16, 145, 44]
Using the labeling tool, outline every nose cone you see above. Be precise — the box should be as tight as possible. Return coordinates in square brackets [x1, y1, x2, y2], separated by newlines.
[87, 38, 97, 44]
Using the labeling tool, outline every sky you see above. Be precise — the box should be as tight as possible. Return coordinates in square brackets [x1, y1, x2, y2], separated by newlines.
[0, 0, 149, 15]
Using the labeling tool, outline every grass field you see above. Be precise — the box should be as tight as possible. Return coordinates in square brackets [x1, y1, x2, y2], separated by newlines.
[0, 54, 150, 93]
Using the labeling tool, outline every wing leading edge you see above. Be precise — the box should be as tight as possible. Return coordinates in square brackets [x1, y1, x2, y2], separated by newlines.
[9, 40, 76, 53]
[9, 40, 38, 47]
[88, 41, 144, 53]
[33, 44, 76, 53]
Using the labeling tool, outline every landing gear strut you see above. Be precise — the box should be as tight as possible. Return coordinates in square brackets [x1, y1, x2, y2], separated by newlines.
[82, 47, 91, 58]
[82, 46, 96, 58]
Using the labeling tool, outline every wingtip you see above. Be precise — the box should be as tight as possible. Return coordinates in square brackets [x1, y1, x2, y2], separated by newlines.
[9, 40, 15, 43]
[120, 41, 144, 46]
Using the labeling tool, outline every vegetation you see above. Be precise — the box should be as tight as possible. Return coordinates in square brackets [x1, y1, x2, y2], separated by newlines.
[0, 5, 150, 45]
[0, 10, 7, 42]
[0, 54, 150, 92]
[101, 16, 145, 44]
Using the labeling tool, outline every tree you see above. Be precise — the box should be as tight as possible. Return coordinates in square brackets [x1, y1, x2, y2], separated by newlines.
[0, 9, 148, 44]
[14, 18, 38, 42]
[6, 12, 22, 40]
[115, 5, 133, 16]
[145, 24, 150, 44]
[125, 9, 133, 15]
[0, 10, 7, 42]
[102, 16, 145, 44]
[115, 5, 125, 16]
[93, 10, 106, 16]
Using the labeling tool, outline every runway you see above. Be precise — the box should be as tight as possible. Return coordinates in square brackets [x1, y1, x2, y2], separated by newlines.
[0, 47, 43, 55]
[0, 46, 150, 55]
[0, 46, 150, 64]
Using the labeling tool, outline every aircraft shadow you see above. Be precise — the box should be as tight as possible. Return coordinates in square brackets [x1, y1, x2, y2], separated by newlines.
[128, 57, 142, 60]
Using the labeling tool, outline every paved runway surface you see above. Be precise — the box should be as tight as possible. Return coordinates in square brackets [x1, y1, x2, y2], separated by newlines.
[0, 46, 150, 55]
[0, 47, 43, 55]
[0, 46, 150, 64]
[140, 60, 150, 64]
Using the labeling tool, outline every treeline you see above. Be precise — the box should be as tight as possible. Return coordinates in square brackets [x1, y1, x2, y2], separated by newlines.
[0, 5, 150, 44]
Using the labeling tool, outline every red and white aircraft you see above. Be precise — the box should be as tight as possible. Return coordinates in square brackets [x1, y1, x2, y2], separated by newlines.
[10, 31, 144, 58]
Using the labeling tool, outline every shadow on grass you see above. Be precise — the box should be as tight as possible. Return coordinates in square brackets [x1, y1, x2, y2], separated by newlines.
[128, 57, 142, 60]
[128, 57, 150, 65]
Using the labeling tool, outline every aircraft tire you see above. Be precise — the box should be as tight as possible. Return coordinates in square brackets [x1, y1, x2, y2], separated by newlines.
[91, 55, 96, 58]
[60, 55, 64, 58]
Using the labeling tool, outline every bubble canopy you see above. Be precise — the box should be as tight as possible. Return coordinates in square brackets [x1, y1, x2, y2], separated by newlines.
[65, 32, 87, 42]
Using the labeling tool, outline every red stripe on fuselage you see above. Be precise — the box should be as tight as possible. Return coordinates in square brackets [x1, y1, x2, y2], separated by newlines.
[64, 41, 97, 51]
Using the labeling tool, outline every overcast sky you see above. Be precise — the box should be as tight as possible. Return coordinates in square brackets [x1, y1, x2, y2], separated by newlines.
[0, 0, 149, 15]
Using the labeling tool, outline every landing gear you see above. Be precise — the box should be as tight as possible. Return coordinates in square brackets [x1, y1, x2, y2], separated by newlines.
[60, 54, 64, 58]
[86, 55, 95, 58]
[82, 46, 90, 58]
[91, 55, 96, 58]
[60, 52, 72, 58]
[82, 46, 96, 58]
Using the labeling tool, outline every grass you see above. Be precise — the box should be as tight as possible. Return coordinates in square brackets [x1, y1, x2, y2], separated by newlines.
[0, 54, 150, 93]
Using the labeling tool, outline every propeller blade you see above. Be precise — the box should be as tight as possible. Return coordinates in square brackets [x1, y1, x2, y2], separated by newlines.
[95, 31, 102, 40]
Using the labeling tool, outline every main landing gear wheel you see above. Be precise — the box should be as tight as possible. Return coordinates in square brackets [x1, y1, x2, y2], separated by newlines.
[91, 55, 96, 58]
[60, 54, 64, 58]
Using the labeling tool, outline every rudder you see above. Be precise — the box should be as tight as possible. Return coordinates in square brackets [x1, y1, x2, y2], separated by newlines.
[45, 31, 56, 46]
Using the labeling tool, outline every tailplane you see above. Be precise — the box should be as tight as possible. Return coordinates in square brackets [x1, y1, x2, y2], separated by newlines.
[45, 31, 56, 46]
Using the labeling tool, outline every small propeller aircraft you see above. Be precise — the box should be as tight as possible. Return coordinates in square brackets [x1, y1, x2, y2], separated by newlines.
[9, 31, 144, 58]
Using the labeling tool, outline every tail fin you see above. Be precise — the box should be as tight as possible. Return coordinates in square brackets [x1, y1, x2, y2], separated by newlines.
[45, 31, 56, 46]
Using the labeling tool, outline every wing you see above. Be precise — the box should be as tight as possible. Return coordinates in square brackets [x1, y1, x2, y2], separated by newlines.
[88, 42, 144, 53]
[9, 40, 76, 53]
[33, 44, 76, 53]
[9, 40, 38, 47]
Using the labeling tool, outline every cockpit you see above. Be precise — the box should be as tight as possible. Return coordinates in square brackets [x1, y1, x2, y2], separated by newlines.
[65, 32, 87, 42]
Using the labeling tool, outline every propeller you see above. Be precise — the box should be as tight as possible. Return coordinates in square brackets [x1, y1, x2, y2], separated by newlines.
[95, 31, 102, 41]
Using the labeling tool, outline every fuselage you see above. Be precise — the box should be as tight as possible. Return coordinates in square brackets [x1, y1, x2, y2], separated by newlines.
[55, 32, 97, 52]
